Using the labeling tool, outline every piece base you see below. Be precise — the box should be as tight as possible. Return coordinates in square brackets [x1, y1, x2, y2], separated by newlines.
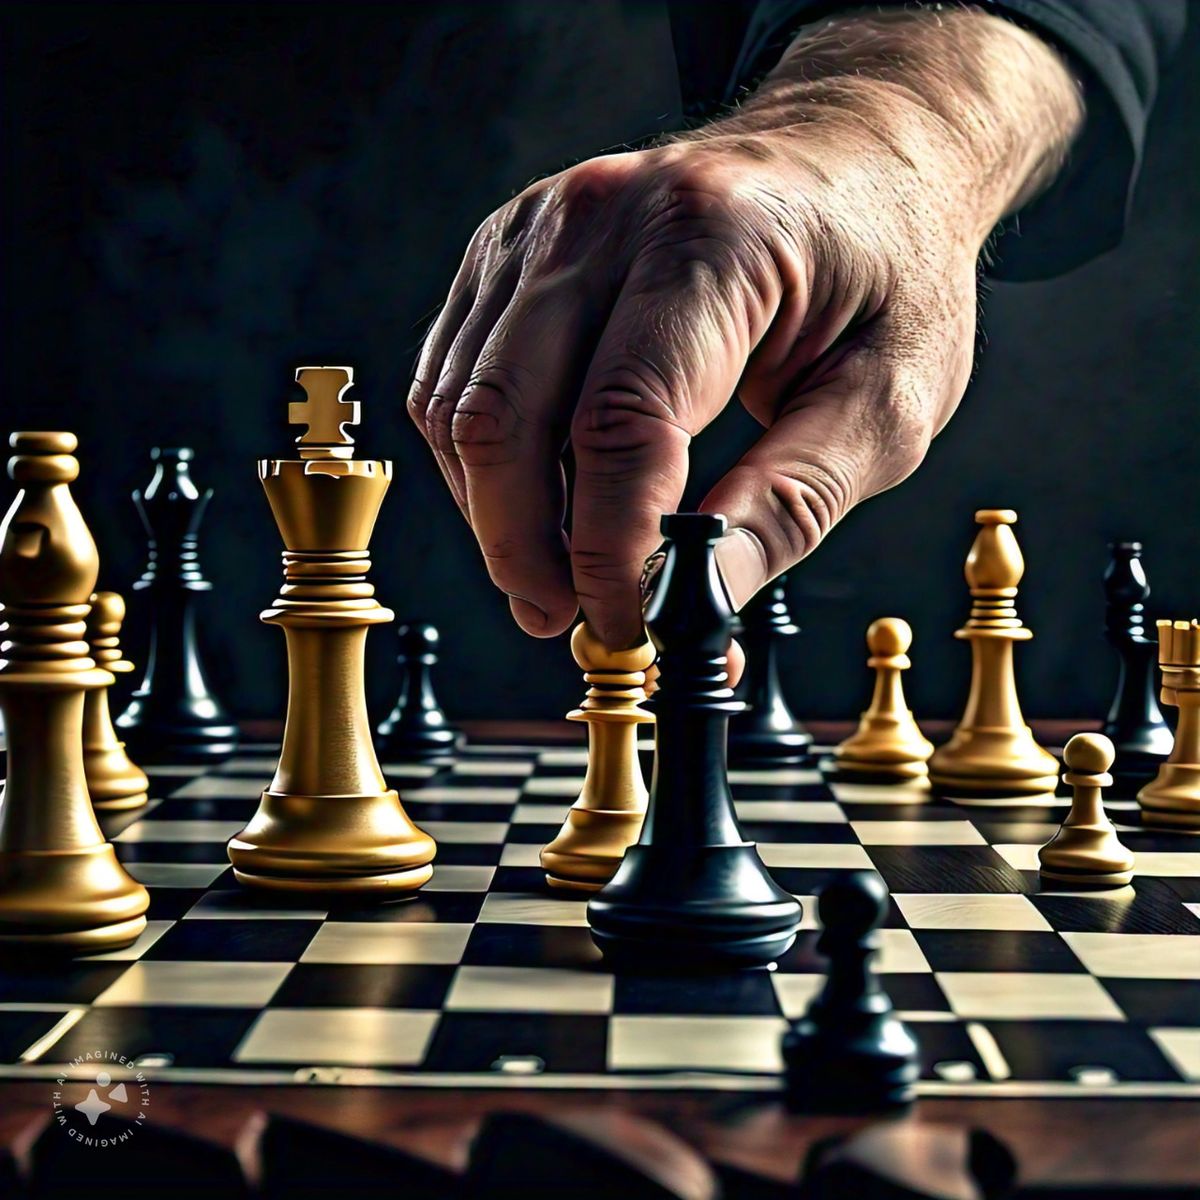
[0, 845, 150, 956]
[228, 789, 437, 895]
[231, 862, 435, 896]
[117, 710, 241, 764]
[727, 728, 813, 767]
[930, 771, 1059, 800]
[929, 728, 1058, 799]
[1134, 803, 1200, 831]
[0, 914, 148, 956]
[540, 808, 646, 893]
[589, 924, 798, 973]
[91, 792, 150, 814]
[376, 727, 464, 765]
[587, 844, 802, 972]
[1039, 867, 1134, 890]
[545, 873, 604, 894]
[824, 758, 930, 787]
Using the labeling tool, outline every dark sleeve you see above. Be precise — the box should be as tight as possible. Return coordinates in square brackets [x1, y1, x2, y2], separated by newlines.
[667, 0, 1187, 280]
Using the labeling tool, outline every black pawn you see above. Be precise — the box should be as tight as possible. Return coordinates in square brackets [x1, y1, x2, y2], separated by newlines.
[1103, 542, 1173, 791]
[728, 574, 812, 765]
[587, 513, 802, 971]
[376, 622, 462, 763]
[783, 872, 918, 1111]
[116, 448, 239, 762]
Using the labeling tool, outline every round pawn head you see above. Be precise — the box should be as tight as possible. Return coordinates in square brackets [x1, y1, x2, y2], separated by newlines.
[87, 591, 135, 676]
[87, 590, 126, 640]
[1064, 732, 1116, 775]
[866, 617, 912, 657]
[571, 621, 655, 674]
[817, 871, 887, 938]
[398, 622, 439, 656]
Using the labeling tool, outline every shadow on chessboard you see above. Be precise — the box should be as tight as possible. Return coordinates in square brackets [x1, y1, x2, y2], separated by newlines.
[3, 1106, 1196, 1200]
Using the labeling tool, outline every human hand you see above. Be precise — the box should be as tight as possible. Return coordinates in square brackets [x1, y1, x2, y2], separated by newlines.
[409, 7, 1081, 649]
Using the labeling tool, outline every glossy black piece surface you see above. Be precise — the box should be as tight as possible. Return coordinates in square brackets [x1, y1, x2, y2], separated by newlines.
[728, 574, 812, 766]
[783, 872, 919, 1111]
[116, 448, 239, 762]
[1102, 542, 1173, 789]
[587, 514, 802, 971]
[377, 622, 463, 763]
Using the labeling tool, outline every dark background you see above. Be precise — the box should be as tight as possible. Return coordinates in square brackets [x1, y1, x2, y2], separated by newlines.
[2, 1, 1197, 725]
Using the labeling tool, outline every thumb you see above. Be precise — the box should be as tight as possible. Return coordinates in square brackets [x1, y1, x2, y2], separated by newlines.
[701, 359, 931, 609]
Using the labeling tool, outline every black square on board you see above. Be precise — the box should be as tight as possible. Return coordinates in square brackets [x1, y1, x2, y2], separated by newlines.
[272, 964, 455, 1009]
[142, 919, 320, 962]
[48, 1007, 260, 1069]
[867, 846, 1032, 894]
[423, 1013, 609, 1073]
[463, 924, 603, 969]
[913, 930, 1088, 973]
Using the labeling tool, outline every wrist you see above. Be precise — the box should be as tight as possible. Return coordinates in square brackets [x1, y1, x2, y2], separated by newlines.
[714, 6, 1083, 246]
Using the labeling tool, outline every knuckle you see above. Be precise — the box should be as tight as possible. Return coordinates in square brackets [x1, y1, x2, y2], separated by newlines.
[570, 546, 640, 583]
[571, 377, 686, 467]
[450, 368, 527, 465]
[868, 381, 936, 485]
[765, 457, 858, 562]
[406, 382, 433, 428]
[424, 392, 457, 453]
[655, 155, 733, 211]
[555, 155, 639, 215]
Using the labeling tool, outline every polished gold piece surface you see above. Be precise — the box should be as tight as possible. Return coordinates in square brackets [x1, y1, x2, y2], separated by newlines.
[228, 369, 435, 894]
[541, 623, 655, 892]
[1137, 620, 1200, 829]
[0, 433, 149, 952]
[83, 590, 149, 813]
[1040, 733, 1134, 888]
[833, 618, 933, 783]
[928, 510, 1059, 797]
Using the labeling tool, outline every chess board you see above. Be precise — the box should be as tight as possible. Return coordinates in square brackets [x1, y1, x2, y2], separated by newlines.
[1, 736, 1198, 1097]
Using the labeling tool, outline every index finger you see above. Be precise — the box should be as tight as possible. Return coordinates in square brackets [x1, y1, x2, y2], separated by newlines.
[568, 260, 758, 649]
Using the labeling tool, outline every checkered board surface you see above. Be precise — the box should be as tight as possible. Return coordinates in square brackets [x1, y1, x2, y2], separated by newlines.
[2, 737, 1198, 1096]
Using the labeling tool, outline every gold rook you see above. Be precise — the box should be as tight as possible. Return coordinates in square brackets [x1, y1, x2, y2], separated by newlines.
[1137, 620, 1200, 829]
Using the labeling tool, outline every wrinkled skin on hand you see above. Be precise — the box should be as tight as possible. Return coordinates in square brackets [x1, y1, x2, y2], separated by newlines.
[408, 9, 1081, 652]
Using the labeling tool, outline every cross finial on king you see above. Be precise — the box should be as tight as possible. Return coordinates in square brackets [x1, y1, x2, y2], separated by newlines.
[288, 366, 359, 459]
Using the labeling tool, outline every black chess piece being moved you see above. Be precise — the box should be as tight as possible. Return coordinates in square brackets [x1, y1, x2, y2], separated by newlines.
[783, 872, 919, 1111]
[1102, 542, 1173, 792]
[116, 448, 238, 762]
[376, 622, 463, 763]
[728, 573, 813, 766]
[587, 514, 802, 971]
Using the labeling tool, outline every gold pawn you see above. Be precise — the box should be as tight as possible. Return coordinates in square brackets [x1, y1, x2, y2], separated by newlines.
[1039, 732, 1134, 888]
[228, 367, 436, 894]
[832, 618, 933, 782]
[541, 623, 654, 892]
[83, 591, 149, 813]
[928, 510, 1059, 797]
[1137, 620, 1200, 829]
[0, 432, 149, 952]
